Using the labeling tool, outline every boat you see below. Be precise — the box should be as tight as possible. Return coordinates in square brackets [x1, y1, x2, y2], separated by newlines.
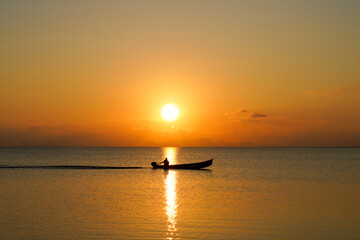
[151, 159, 213, 169]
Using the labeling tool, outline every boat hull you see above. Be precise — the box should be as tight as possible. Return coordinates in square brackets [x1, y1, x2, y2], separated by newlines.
[151, 159, 213, 169]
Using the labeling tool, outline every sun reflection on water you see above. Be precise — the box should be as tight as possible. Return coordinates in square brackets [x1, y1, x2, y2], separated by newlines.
[163, 147, 179, 239]
[165, 171, 178, 239]
[163, 147, 178, 165]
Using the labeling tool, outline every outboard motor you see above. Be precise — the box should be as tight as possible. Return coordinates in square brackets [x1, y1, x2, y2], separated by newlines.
[151, 162, 157, 168]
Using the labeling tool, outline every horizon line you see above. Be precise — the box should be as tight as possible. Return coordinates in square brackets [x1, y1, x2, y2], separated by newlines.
[0, 146, 359, 148]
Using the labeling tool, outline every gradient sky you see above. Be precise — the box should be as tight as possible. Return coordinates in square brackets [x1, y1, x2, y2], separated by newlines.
[1, 0, 360, 147]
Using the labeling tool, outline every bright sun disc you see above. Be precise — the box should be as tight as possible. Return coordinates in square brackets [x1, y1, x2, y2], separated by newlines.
[161, 104, 179, 122]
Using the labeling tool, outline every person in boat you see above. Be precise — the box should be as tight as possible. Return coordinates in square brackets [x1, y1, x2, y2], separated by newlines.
[160, 158, 169, 168]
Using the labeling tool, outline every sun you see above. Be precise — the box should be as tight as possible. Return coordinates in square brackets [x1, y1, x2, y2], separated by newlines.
[161, 104, 179, 122]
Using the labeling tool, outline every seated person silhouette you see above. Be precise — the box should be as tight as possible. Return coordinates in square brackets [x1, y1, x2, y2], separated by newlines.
[160, 158, 170, 169]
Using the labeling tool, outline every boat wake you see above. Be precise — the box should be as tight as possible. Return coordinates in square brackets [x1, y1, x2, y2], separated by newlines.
[0, 165, 144, 169]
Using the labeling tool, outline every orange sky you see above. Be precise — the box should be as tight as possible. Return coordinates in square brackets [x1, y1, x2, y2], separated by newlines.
[1, 1, 360, 147]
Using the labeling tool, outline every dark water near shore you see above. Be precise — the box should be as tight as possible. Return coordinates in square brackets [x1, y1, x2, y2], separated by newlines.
[1, 147, 359, 239]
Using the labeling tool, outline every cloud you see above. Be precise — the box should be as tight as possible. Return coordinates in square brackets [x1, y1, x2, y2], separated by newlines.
[226, 108, 267, 122]
[304, 83, 359, 95]
[340, 85, 357, 92]
[251, 113, 267, 118]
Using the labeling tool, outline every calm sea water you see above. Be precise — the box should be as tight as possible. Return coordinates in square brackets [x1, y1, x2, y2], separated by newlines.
[0, 147, 359, 240]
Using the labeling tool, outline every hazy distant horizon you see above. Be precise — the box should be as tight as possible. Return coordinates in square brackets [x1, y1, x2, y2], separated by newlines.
[1, 145, 359, 148]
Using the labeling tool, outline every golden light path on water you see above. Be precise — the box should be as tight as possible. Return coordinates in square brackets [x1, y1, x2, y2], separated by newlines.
[163, 147, 179, 239]
[163, 147, 177, 165]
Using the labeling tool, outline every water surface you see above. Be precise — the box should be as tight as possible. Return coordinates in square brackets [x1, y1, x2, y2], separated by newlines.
[1, 147, 359, 239]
